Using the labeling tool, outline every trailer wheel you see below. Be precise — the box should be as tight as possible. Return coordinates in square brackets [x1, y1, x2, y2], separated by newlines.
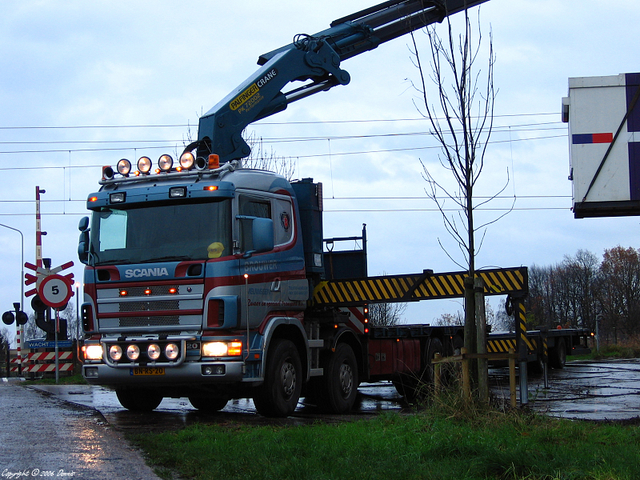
[322, 343, 359, 413]
[253, 338, 302, 417]
[550, 338, 567, 369]
[395, 337, 445, 399]
[188, 395, 228, 413]
[116, 388, 162, 412]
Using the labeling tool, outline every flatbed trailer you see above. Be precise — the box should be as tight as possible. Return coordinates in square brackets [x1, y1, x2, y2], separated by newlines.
[488, 328, 592, 372]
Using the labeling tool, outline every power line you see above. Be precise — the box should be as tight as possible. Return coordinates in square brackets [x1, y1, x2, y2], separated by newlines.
[0, 112, 560, 131]
[0, 132, 568, 160]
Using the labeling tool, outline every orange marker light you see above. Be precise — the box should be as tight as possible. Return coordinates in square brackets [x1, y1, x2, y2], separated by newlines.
[228, 342, 243, 356]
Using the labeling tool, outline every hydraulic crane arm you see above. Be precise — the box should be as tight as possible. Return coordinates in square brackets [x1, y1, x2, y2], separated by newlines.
[192, 0, 489, 164]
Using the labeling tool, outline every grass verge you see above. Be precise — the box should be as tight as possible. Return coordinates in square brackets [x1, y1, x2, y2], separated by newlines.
[23, 373, 87, 385]
[130, 399, 640, 480]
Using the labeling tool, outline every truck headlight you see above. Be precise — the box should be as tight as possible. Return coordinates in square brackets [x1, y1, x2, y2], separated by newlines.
[147, 343, 161, 360]
[202, 341, 243, 357]
[84, 345, 103, 361]
[203, 342, 228, 357]
[165, 343, 179, 360]
[109, 344, 123, 361]
[127, 344, 140, 361]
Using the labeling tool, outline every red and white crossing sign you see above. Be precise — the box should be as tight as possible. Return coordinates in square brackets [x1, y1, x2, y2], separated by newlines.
[24, 260, 75, 308]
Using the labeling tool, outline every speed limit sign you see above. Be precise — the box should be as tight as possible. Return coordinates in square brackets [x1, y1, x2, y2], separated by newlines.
[38, 274, 73, 309]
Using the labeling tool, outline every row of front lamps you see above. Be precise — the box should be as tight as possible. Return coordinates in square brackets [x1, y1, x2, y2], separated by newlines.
[102, 152, 221, 180]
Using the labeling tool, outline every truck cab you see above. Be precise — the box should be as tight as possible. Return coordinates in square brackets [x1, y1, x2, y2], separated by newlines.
[80, 160, 320, 414]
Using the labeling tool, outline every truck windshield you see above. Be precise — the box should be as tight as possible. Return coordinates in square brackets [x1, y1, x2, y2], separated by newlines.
[89, 199, 232, 265]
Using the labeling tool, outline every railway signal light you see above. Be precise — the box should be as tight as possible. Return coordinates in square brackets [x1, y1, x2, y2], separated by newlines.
[3, 302, 28, 325]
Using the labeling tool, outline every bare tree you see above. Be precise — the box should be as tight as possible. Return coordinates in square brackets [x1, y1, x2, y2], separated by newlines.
[411, 8, 503, 275]
[368, 302, 407, 327]
[0, 327, 10, 376]
[242, 132, 297, 180]
[410, 7, 504, 380]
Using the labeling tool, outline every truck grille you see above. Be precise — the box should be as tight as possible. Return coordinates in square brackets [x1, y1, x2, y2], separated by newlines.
[96, 282, 204, 331]
[119, 300, 180, 312]
[119, 316, 180, 327]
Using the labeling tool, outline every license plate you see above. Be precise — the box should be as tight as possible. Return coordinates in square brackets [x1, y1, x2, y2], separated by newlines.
[131, 367, 165, 376]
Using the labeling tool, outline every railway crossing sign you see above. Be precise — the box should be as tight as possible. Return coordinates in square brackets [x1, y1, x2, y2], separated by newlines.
[24, 260, 74, 309]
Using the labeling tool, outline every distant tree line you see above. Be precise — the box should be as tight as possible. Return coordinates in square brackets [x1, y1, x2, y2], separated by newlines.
[528, 246, 640, 344]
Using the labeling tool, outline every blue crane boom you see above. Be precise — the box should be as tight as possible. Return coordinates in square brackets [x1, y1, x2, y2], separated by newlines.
[191, 0, 489, 164]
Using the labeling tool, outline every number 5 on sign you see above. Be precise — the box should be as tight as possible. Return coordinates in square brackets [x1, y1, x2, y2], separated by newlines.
[38, 274, 73, 309]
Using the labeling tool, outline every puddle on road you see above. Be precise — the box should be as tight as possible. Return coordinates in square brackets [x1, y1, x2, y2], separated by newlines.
[490, 360, 640, 421]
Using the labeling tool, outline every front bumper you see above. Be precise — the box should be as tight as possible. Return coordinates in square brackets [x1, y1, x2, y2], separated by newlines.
[83, 360, 245, 386]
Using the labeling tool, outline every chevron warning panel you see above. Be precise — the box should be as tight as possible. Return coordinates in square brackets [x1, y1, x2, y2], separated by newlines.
[312, 267, 527, 306]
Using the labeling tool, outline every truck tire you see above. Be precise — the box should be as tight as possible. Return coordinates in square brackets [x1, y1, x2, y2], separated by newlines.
[188, 395, 228, 413]
[394, 337, 443, 400]
[253, 338, 302, 417]
[115, 388, 162, 412]
[550, 338, 567, 369]
[322, 343, 359, 413]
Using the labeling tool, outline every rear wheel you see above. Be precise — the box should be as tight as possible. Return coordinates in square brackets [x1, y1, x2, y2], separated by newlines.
[253, 339, 302, 417]
[189, 395, 228, 413]
[393, 337, 443, 400]
[550, 339, 567, 369]
[322, 343, 358, 413]
[115, 388, 162, 412]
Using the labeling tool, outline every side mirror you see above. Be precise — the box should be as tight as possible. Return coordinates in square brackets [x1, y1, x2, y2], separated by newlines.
[78, 216, 90, 264]
[78, 216, 89, 232]
[238, 216, 274, 258]
[251, 217, 274, 254]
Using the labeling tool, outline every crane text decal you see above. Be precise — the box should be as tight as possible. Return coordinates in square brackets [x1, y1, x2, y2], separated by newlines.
[230, 69, 278, 114]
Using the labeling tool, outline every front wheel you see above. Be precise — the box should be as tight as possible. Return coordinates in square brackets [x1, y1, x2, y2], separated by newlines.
[115, 388, 162, 412]
[253, 339, 302, 417]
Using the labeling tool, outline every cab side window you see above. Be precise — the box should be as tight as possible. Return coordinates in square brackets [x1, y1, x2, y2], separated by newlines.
[239, 197, 271, 219]
[238, 195, 271, 252]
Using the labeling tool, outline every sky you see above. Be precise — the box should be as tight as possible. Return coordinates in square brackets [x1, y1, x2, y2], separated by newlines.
[1, 0, 639, 344]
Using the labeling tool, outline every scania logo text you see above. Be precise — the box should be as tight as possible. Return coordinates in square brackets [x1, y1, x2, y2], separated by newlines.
[124, 267, 169, 278]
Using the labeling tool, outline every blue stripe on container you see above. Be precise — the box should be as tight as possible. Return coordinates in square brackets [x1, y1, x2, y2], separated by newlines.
[572, 134, 593, 144]
[626, 73, 640, 133]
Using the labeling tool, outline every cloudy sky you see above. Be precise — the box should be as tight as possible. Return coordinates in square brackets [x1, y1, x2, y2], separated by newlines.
[1, 0, 639, 342]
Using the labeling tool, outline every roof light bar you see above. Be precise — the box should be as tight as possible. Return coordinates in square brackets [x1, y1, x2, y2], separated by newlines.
[99, 151, 232, 184]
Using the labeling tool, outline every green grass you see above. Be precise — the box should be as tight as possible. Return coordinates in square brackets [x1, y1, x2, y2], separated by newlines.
[23, 373, 87, 385]
[130, 400, 640, 480]
[570, 340, 640, 361]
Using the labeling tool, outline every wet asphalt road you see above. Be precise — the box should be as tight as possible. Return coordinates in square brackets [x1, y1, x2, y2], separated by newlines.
[0, 378, 161, 480]
[3, 359, 639, 477]
[520, 359, 640, 421]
